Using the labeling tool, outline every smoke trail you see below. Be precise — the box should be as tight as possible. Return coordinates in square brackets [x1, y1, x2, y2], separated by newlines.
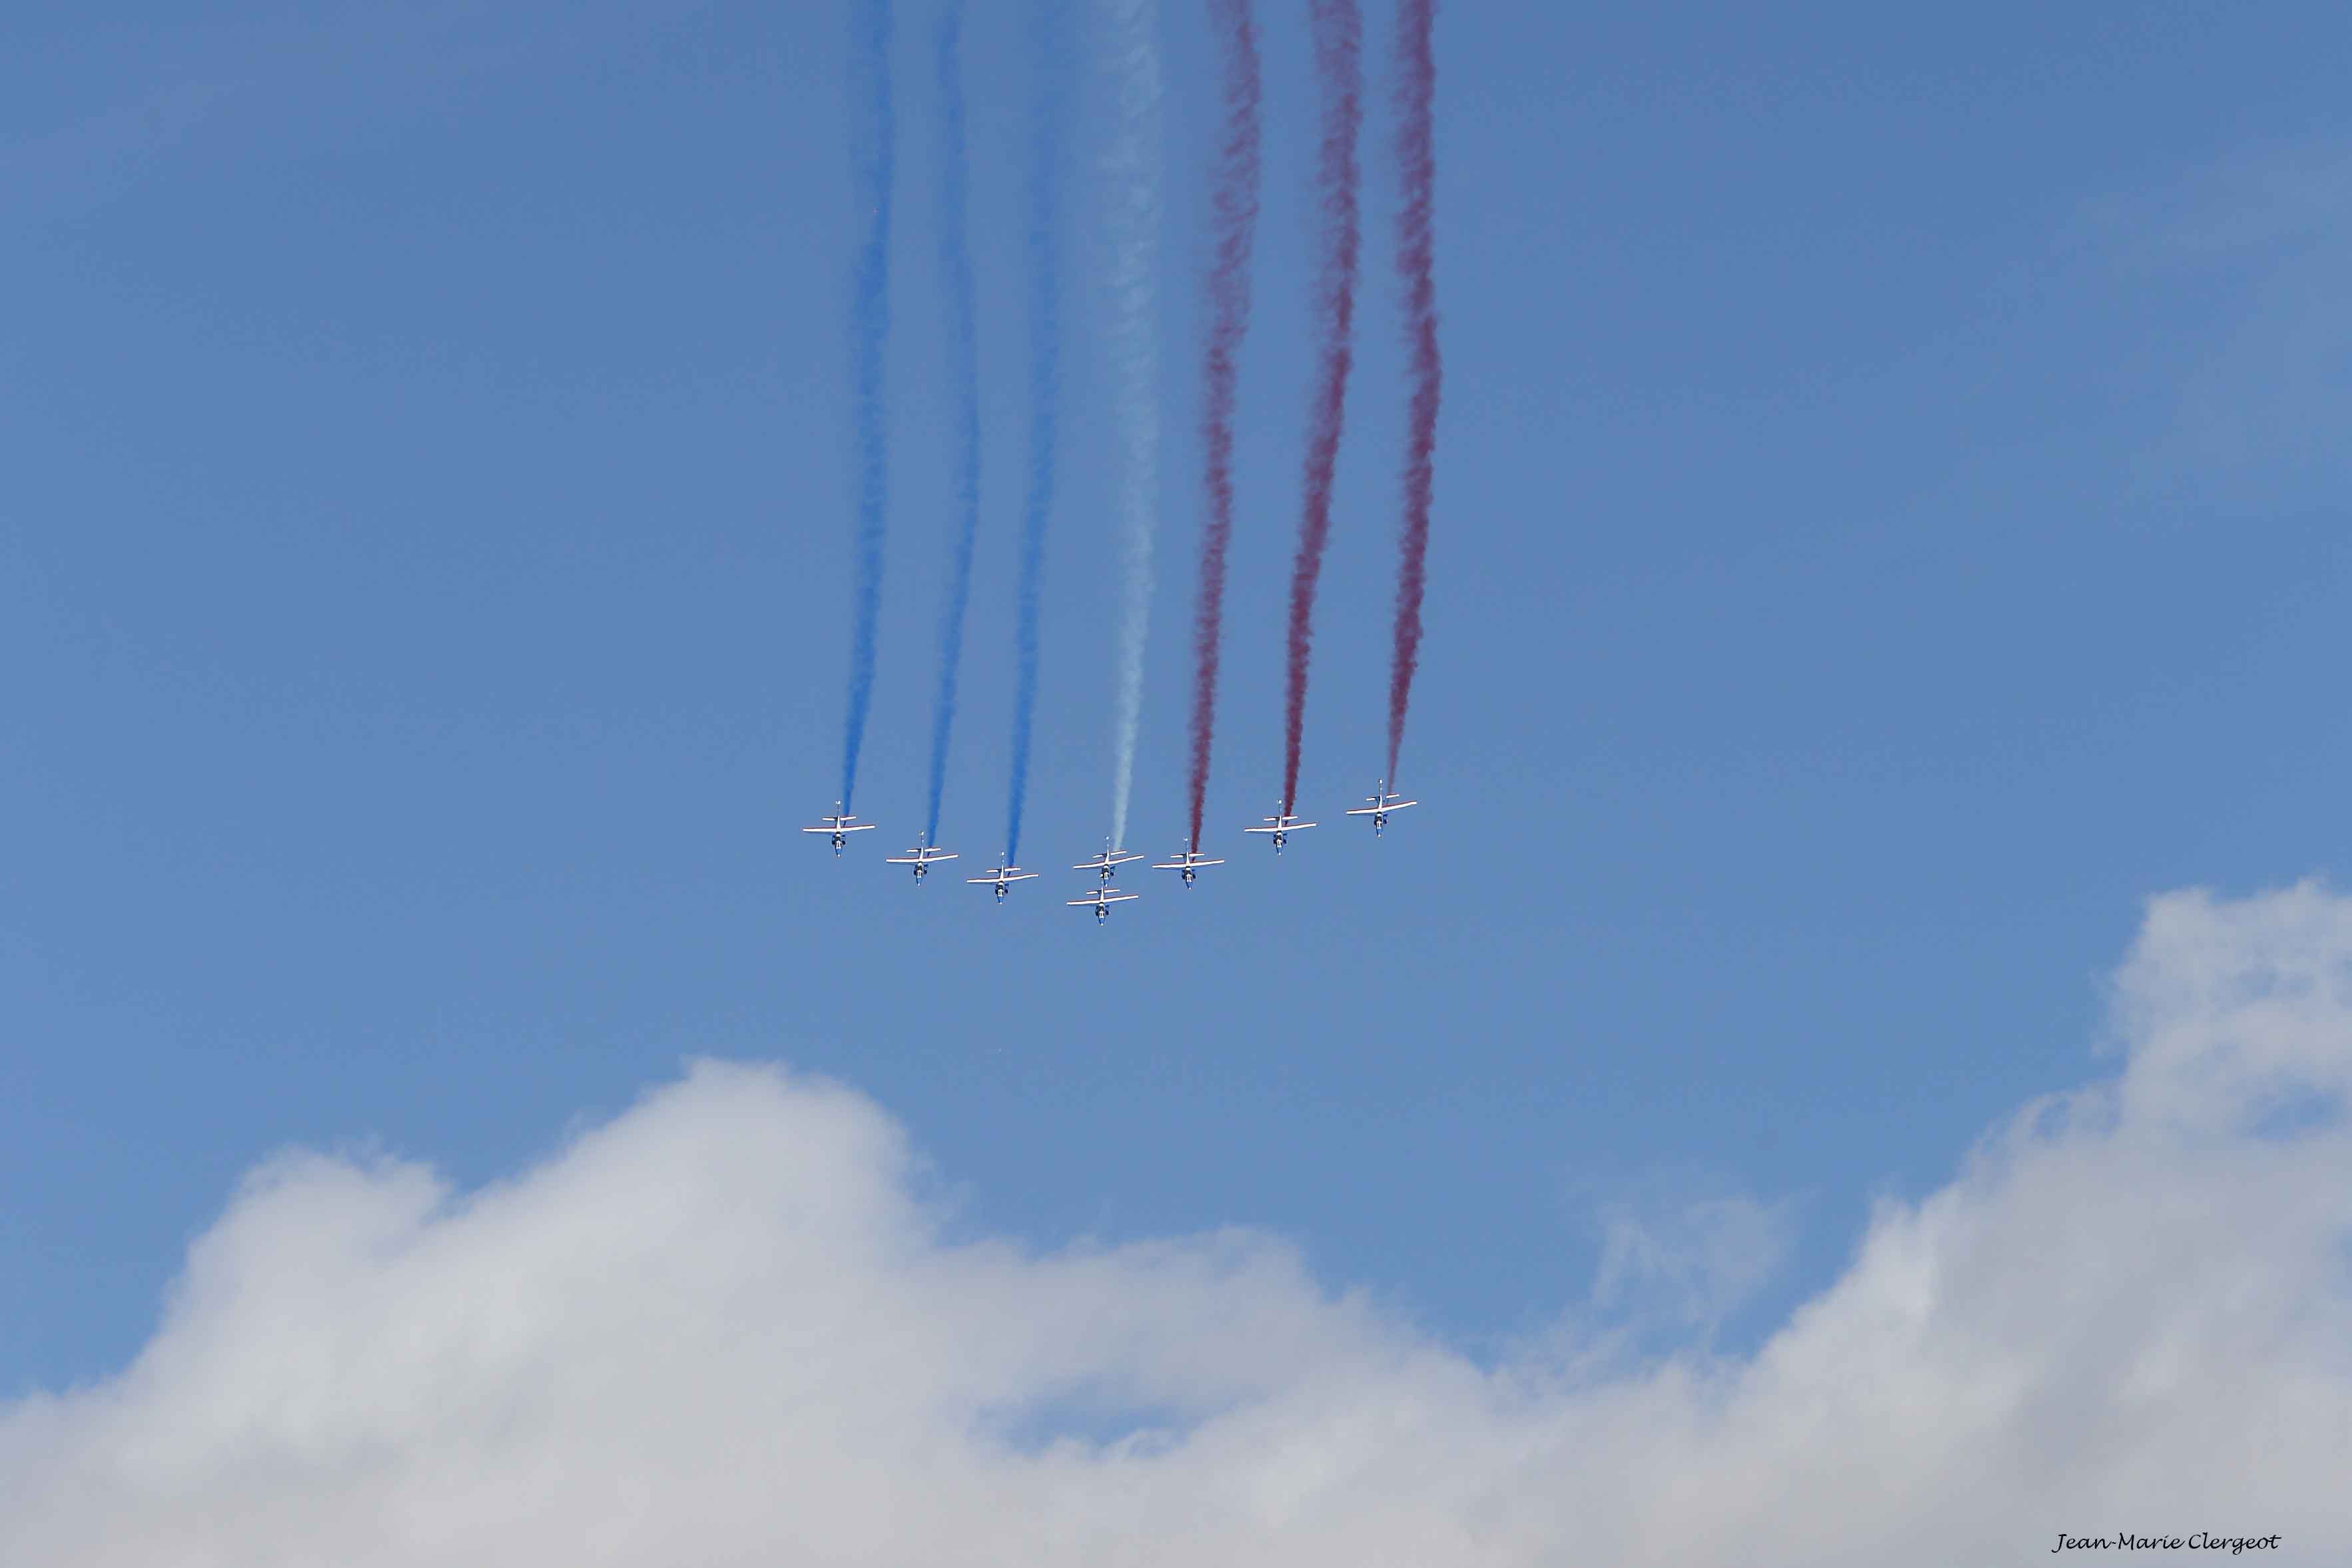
[1280, 0, 1362, 816]
[1004, 0, 1068, 868]
[1184, 0, 1262, 855]
[840, 0, 896, 811]
[922, 3, 980, 846]
[1384, 0, 1440, 789]
[1103, 0, 1164, 853]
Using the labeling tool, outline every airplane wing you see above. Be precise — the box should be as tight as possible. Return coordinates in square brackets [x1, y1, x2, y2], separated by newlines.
[1242, 825, 1278, 834]
[1344, 805, 1379, 816]
[1004, 870, 1040, 882]
[1105, 851, 1145, 865]
[1385, 799, 1418, 811]
[1286, 820, 1318, 830]
[1101, 890, 1139, 903]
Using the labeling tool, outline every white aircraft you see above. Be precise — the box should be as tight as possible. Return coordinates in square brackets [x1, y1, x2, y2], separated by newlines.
[1152, 841, 1226, 887]
[1072, 843, 1146, 883]
[884, 837, 958, 882]
[801, 802, 878, 856]
[1343, 780, 1420, 837]
[965, 859, 1040, 902]
[1243, 805, 1317, 855]
[1068, 885, 1140, 924]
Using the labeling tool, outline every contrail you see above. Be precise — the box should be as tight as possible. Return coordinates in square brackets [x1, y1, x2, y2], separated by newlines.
[1280, 0, 1362, 817]
[1004, 0, 1068, 868]
[1184, 0, 1261, 855]
[839, 0, 896, 812]
[922, 3, 980, 847]
[1384, 0, 1440, 789]
[1102, 0, 1164, 853]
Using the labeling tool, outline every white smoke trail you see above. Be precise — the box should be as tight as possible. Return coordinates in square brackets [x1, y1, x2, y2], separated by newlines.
[1101, 0, 1161, 853]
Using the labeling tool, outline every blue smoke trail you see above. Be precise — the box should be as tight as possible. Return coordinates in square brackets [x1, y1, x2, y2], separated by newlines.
[840, 0, 896, 812]
[1004, 0, 1066, 868]
[923, 3, 980, 847]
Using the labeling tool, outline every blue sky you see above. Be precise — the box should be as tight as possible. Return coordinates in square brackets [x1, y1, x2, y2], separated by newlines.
[7, 0, 2352, 1420]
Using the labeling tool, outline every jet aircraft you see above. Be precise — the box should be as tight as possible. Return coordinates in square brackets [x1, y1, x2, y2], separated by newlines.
[1068, 885, 1141, 924]
[884, 837, 958, 882]
[1151, 842, 1227, 886]
[1243, 806, 1317, 855]
[965, 859, 1041, 901]
[1073, 843, 1146, 882]
[801, 803, 878, 856]
[1343, 781, 1419, 837]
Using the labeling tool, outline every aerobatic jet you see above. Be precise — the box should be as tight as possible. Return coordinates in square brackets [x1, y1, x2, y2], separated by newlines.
[1072, 843, 1146, 882]
[965, 859, 1040, 902]
[1343, 781, 1419, 837]
[1151, 842, 1226, 886]
[1243, 806, 1317, 855]
[884, 837, 958, 882]
[1068, 885, 1140, 925]
[801, 803, 878, 856]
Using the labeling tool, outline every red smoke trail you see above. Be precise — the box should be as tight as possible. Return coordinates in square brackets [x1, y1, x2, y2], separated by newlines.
[1384, 0, 1440, 789]
[1281, 0, 1362, 817]
[1185, 0, 1261, 853]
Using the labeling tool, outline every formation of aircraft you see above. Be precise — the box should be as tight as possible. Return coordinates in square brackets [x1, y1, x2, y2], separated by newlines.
[811, 777, 1416, 922]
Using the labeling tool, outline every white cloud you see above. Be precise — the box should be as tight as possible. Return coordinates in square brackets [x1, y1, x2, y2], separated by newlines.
[2082, 141, 2352, 510]
[8, 885, 2352, 1565]
[1587, 1190, 1796, 1336]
